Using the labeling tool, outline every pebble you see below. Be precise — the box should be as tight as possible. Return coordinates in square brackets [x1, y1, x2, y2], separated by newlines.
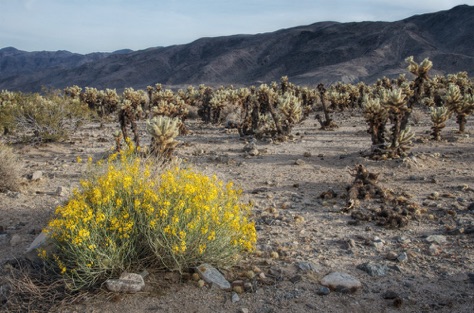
[357, 262, 388, 277]
[428, 244, 442, 256]
[232, 292, 240, 303]
[425, 235, 447, 245]
[316, 286, 331, 296]
[239, 309, 249, 313]
[0, 234, 8, 245]
[320, 272, 362, 293]
[196, 263, 231, 290]
[385, 251, 398, 261]
[105, 272, 145, 293]
[397, 252, 408, 263]
[30, 170, 43, 181]
[295, 159, 305, 165]
[9, 234, 21, 246]
[295, 261, 321, 273]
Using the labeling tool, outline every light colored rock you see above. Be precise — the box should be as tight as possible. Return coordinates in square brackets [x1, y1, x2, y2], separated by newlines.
[295, 159, 305, 165]
[196, 263, 231, 290]
[10, 234, 21, 246]
[31, 171, 43, 181]
[232, 292, 240, 303]
[105, 272, 145, 293]
[295, 261, 322, 273]
[425, 235, 447, 245]
[25, 231, 48, 254]
[320, 272, 362, 292]
[429, 244, 442, 256]
[357, 262, 388, 277]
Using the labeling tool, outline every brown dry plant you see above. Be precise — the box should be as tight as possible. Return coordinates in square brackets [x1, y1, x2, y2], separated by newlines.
[0, 142, 22, 192]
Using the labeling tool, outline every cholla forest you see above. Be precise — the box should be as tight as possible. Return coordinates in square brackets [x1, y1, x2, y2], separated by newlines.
[1, 55, 473, 312]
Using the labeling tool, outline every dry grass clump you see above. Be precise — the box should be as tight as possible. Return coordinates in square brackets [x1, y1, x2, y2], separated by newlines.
[1, 259, 97, 313]
[0, 141, 22, 192]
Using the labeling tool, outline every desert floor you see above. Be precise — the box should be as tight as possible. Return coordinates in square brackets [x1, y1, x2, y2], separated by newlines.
[1, 109, 473, 312]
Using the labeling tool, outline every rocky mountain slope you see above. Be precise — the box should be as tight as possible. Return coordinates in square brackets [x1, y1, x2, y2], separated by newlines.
[0, 5, 473, 92]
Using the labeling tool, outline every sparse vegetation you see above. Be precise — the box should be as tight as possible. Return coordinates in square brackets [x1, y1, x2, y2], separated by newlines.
[0, 141, 22, 192]
[41, 145, 256, 291]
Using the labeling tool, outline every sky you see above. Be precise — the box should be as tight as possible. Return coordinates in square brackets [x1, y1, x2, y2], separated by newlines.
[0, 0, 471, 54]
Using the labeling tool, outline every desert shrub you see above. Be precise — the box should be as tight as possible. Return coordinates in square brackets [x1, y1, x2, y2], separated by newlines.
[0, 90, 22, 135]
[0, 141, 22, 192]
[42, 146, 256, 290]
[15, 93, 88, 142]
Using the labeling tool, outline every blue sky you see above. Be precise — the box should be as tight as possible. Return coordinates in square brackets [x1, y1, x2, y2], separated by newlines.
[0, 0, 470, 54]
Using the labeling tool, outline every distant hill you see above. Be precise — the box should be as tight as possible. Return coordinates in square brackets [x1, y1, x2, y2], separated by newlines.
[1, 5, 473, 92]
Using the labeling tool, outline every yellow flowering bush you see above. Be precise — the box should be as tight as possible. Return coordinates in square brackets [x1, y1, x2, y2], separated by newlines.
[43, 145, 256, 290]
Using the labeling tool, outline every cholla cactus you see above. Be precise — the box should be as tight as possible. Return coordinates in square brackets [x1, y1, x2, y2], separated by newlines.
[401, 56, 433, 130]
[64, 85, 82, 99]
[102, 88, 119, 114]
[430, 106, 450, 141]
[278, 93, 302, 132]
[315, 83, 337, 130]
[209, 89, 229, 123]
[147, 116, 180, 160]
[444, 84, 474, 133]
[406, 56, 433, 79]
[393, 127, 415, 154]
[119, 99, 142, 148]
[363, 96, 388, 153]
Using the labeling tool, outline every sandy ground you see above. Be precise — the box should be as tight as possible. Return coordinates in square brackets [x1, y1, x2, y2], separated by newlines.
[1, 109, 473, 312]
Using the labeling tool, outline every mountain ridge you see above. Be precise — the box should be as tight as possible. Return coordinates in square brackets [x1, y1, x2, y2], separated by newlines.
[1, 5, 473, 92]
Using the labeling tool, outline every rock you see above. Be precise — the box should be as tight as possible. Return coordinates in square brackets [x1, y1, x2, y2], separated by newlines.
[372, 236, 385, 248]
[320, 272, 362, 293]
[239, 309, 249, 313]
[243, 140, 259, 156]
[56, 186, 69, 197]
[303, 152, 312, 157]
[25, 231, 52, 261]
[196, 264, 231, 290]
[30, 171, 43, 181]
[357, 262, 388, 277]
[9, 234, 21, 246]
[425, 235, 447, 245]
[397, 252, 408, 263]
[105, 272, 145, 293]
[316, 286, 331, 295]
[295, 159, 305, 165]
[0, 233, 8, 245]
[428, 244, 441, 256]
[231, 292, 240, 303]
[385, 251, 398, 261]
[6, 191, 20, 198]
[295, 261, 321, 273]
